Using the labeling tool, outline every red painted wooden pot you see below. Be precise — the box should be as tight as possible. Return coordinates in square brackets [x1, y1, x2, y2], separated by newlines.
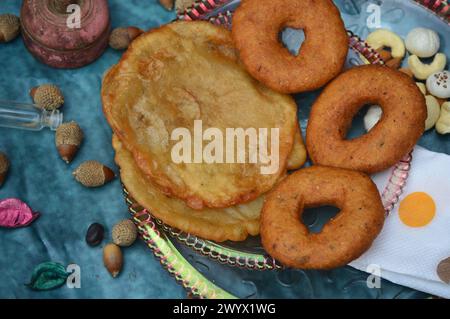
[21, 0, 110, 69]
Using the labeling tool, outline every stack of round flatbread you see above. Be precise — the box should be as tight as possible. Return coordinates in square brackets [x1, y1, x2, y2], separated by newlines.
[102, 21, 306, 242]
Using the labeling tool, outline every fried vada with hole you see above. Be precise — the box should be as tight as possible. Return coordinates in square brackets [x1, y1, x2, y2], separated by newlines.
[306, 65, 426, 174]
[261, 166, 385, 269]
[232, 0, 348, 94]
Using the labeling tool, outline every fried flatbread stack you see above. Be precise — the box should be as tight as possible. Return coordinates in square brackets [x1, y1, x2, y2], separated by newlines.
[103, 21, 306, 241]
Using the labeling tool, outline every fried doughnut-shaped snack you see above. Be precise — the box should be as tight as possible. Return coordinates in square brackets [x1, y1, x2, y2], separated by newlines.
[261, 166, 385, 269]
[306, 65, 426, 174]
[232, 0, 348, 94]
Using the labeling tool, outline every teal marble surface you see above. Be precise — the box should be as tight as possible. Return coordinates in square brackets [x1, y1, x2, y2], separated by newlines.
[0, 0, 184, 299]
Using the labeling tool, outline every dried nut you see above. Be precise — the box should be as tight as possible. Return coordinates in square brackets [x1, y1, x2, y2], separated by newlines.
[385, 57, 402, 69]
[436, 97, 447, 106]
[86, 223, 105, 247]
[103, 243, 123, 278]
[376, 48, 392, 62]
[424, 95, 441, 131]
[0, 152, 10, 187]
[416, 82, 427, 95]
[426, 70, 450, 99]
[176, 0, 196, 13]
[364, 105, 382, 132]
[399, 67, 414, 78]
[0, 14, 20, 43]
[109, 27, 143, 50]
[405, 28, 440, 58]
[30, 84, 64, 110]
[112, 219, 137, 247]
[55, 121, 83, 163]
[436, 102, 450, 135]
[437, 257, 450, 284]
[73, 160, 115, 188]
[408, 53, 446, 80]
[159, 0, 174, 10]
[366, 29, 405, 59]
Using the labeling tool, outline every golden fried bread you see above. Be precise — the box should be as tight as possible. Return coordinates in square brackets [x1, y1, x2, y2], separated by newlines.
[113, 135, 262, 242]
[103, 21, 298, 210]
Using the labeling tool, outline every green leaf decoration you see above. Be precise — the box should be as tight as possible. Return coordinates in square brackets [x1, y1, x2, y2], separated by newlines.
[26, 262, 69, 291]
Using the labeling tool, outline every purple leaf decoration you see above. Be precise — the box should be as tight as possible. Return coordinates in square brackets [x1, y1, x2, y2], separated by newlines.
[0, 198, 40, 228]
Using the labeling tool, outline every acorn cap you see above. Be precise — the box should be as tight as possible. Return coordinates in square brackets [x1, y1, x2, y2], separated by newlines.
[109, 27, 143, 50]
[0, 14, 20, 43]
[55, 121, 84, 163]
[159, 0, 174, 10]
[30, 84, 64, 111]
[112, 219, 138, 247]
[0, 152, 9, 187]
[73, 160, 115, 188]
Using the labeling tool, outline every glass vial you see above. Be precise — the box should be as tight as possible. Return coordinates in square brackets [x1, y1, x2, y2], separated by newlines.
[0, 100, 63, 131]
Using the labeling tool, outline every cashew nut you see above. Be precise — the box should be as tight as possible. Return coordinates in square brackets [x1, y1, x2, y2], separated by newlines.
[408, 53, 447, 80]
[364, 105, 382, 132]
[405, 27, 440, 58]
[436, 102, 450, 135]
[426, 70, 450, 99]
[366, 29, 405, 59]
[416, 82, 427, 95]
[424, 95, 441, 131]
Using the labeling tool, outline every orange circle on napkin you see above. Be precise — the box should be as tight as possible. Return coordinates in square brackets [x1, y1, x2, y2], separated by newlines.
[399, 192, 436, 227]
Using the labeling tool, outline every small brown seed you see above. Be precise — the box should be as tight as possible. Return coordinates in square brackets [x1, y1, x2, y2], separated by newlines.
[73, 160, 115, 188]
[437, 257, 450, 284]
[0, 152, 9, 187]
[159, 0, 174, 10]
[103, 243, 123, 278]
[112, 219, 138, 247]
[109, 27, 144, 50]
[55, 121, 84, 163]
[385, 57, 402, 70]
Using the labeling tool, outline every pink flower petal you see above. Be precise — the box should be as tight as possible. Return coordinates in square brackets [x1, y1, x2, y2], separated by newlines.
[0, 198, 40, 228]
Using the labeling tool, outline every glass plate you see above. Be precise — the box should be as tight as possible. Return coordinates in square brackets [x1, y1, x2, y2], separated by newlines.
[125, 0, 449, 299]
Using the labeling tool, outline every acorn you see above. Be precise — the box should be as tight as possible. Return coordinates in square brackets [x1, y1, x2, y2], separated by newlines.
[30, 84, 64, 111]
[0, 152, 10, 187]
[112, 219, 138, 247]
[159, 0, 174, 11]
[55, 121, 83, 164]
[109, 27, 143, 50]
[73, 160, 115, 188]
[103, 243, 123, 278]
[176, 0, 196, 13]
[0, 14, 20, 43]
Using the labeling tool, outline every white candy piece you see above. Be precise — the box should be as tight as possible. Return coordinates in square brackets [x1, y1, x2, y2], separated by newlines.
[426, 70, 450, 99]
[424, 95, 441, 131]
[405, 28, 440, 58]
[436, 102, 450, 135]
[364, 105, 382, 132]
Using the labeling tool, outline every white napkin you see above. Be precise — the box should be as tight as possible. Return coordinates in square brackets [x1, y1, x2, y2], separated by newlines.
[350, 146, 450, 298]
